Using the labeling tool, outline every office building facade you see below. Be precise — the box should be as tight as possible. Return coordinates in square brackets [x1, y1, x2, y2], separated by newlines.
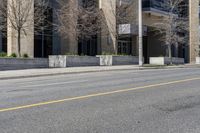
[0, 0, 199, 63]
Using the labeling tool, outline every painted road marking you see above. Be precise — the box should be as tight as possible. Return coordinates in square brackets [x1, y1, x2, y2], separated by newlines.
[0, 77, 200, 113]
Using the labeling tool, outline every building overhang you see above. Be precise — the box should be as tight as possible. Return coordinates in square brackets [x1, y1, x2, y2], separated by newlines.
[143, 8, 175, 17]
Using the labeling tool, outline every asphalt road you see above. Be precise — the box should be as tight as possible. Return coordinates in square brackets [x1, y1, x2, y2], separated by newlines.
[1, 68, 200, 133]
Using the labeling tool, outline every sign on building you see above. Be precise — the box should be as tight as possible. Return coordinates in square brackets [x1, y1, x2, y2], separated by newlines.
[118, 24, 147, 36]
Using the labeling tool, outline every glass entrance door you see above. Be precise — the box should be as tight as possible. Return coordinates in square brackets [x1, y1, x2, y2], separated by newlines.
[78, 36, 97, 56]
[118, 40, 131, 55]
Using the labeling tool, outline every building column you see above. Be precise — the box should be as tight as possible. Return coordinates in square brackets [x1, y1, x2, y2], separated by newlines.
[100, 0, 117, 54]
[7, 0, 34, 57]
[189, 0, 199, 63]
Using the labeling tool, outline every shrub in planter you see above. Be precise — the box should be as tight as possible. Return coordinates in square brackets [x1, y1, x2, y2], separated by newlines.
[23, 53, 29, 58]
[65, 52, 78, 56]
[10, 53, 17, 58]
[101, 52, 115, 55]
[0, 52, 7, 57]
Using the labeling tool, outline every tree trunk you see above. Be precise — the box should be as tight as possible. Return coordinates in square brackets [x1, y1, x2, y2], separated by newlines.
[17, 30, 21, 57]
[174, 42, 179, 57]
[115, 39, 118, 55]
[168, 44, 172, 64]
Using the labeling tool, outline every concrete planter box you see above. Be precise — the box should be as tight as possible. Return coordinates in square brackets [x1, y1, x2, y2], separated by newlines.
[196, 57, 200, 64]
[97, 55, 139, 66]
[49, 55, 100, 67]
[0, 58, 48, 70]
[150, 57, 184, 65]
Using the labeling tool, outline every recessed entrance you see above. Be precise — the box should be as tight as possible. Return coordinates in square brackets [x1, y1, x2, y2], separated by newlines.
[118, 40, 131, 55]
[78, 36, 97, 56]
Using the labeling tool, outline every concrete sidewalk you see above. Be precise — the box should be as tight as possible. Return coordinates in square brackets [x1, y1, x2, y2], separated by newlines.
[0, 65, 196, 80]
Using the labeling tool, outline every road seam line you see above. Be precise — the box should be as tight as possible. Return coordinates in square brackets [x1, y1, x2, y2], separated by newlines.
[20, 80, 88, 88]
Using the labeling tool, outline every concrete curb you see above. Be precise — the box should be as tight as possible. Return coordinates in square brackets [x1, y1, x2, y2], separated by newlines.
[0, 65, 196, 80]
[0, 68, 140, 80]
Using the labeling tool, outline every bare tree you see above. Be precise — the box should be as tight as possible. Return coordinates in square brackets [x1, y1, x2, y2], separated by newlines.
[101, 0, 137, 54]
[55, 0, 136, 55]
[99, 0, 136, 54]
[0, 0, 49, 57]
[152, 0, 189, 62]
[55, 0, 102, 42]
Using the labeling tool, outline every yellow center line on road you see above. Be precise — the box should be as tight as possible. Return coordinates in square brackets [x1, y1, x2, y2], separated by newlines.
[0, 77, 200, 113]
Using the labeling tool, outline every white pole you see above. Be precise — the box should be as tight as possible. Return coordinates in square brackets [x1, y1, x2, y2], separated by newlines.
[138, 0, 143, 66]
